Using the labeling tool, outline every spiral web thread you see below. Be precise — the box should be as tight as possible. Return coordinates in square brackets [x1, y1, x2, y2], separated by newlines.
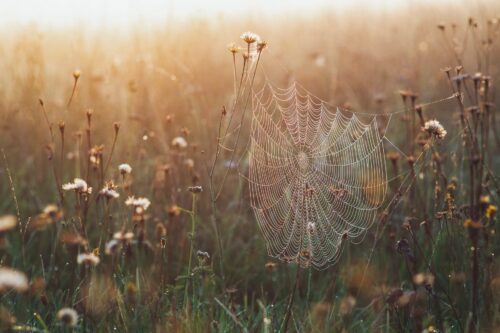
[247, 81, 393, 269]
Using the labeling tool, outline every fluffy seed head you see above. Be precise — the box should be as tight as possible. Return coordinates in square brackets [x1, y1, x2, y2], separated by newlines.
[0, 215, 17, 233]
[62, 178, 92, 193]
[0, 268, 29, 293]
[77, 253, 100, 266]
[125, 196, 151, 211]
[171, 136, 188, 149]
[57, 308, 78, 327]
[119, 163, 132, 175]
[423, 120, 447, 139]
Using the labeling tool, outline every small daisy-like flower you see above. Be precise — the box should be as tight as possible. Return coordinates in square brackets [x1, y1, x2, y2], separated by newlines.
[257, 40, 268, 52]
[0, 215, 17, 234]
[100, 181, 120, 199]
[119, 163, 132, 175]
[125, 196, 151, 211]
[57, 307, 78, 327]
[423, 120, 447, 139]
[0, 267, 29, 293]
[77, 253, 100, 266]
[62, 178, 92, 194]
[227, 43, 242, 54]
[240, 31, 260, 44]
[171, 136, 188, 149]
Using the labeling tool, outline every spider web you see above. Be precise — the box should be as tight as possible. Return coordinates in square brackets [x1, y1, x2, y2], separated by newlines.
[247, 81, 392, 269]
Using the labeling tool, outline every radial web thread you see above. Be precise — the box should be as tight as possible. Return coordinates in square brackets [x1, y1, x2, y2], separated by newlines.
[248, 81, 391, 269]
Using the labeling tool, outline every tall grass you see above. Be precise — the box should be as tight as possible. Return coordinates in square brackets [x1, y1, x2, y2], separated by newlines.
[0, 2, 499, 332]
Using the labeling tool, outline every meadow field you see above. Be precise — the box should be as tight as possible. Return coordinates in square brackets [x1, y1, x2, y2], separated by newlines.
[0, 1, 500, 332]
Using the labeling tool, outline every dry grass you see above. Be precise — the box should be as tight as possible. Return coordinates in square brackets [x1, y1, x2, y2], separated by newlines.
[0, 2, 500, 332]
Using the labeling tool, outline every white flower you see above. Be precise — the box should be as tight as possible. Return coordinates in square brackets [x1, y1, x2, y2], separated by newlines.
[100, 182, 120, 199]
[62, 178, 92, 193]
[423, 119, 447, 139]
[77, 253, 100, 266]
[113, 230, 134, 241]
[105, 239, 120, 255]
[240, 31, 261, 44]
[0, 215, 17, 233]
[171, 136, 188, 149]
[100, 188, 119, 199]
[57, 308, 78, 327]
[118, 163, 132, 174]
[307, 222, 316, 233]
[0, 267, 29, 293]
[125, 196, 151, 211]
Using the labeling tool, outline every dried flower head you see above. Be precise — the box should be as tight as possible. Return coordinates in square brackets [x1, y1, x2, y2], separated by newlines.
[486, 205, 498, 219]
[265, 262, 277, 270]
[0, 268, 28, 293]
[125, 196, 151, 212]
[240, 31, 260, 44]
[339, 295, 356, 316]
[119, 163, 132, 175]
[105, 239, 120, 255]
[197, 250, 210, 264]
[413, 273, 435, 286]
[113, 230, 134, 241]
[171, 136, 188, 149]
[62, 178, 92, 194]
[31, 205, 64, 230]
[57, 307, 78, 327]
[257, 40, 268, 52]
[423, 120, 447, 139]
[188, 186, 203, 194]
[0, 215, 17, 234]
[77, 253, 100, 266]
[167, 204, 181, 217]
[100, 181, 120, 200]
[73, 70, 81, 80]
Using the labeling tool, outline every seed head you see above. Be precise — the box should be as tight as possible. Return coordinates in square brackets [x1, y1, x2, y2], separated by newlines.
[100, 181, 120, 200]
[62, 178, 92, 194]
[188, 186, 203, 194]
[171, 136, 188, 149]
[57, 308, 78, 327]
[257, 40, 268, 52]
[0, 268, 28, 293]
[119, 163, 132, 175]
[77, 253, 100, 266]
[423, 119, 447, 139]
[125, 196, 151, 211]
[0, 215, 17, 234]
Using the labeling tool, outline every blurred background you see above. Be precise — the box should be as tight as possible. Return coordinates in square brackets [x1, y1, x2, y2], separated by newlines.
[0, 0, 499, 332]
